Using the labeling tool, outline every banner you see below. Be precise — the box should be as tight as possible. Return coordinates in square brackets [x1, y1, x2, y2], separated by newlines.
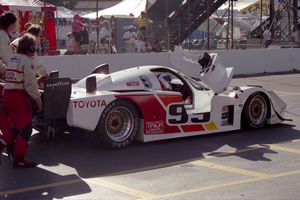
[239, 0, 270, 15]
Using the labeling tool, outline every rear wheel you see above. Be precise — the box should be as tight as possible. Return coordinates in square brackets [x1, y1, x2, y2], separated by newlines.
[242, 92, 269, 129]
[95, 100, 139, 149]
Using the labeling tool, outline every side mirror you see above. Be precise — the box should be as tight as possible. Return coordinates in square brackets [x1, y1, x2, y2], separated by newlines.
[86, 76, 96, 93]
[91, 63, 109, 74]
[198, 52, 211, 69]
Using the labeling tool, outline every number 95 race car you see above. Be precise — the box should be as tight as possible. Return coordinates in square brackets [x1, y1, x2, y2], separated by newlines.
[33, 52, 289, 149]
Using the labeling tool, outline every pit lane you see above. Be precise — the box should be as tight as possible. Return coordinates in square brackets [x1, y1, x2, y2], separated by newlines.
[1, 73, 300, 200]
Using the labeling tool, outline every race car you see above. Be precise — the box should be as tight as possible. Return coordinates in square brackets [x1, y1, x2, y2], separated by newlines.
[2, 52, 289, 149]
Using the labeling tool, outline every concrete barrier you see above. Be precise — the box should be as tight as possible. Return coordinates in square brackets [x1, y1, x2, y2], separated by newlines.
[40, 48, 300, 79]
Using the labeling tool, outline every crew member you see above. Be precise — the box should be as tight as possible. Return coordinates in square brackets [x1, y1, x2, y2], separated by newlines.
[0, 12, 18, 165]
[0, 34, 42, 168]
[11, 24, 49, 84]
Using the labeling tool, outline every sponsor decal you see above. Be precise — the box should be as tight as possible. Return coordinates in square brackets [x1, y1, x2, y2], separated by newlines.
[126, 81, 140, 87]
[46, 81, 70, 88]
[5, 70, 24, 83]
[5, 71, 16, 81]
[146, 120, 164, 134]
[73, 100, 107, 108]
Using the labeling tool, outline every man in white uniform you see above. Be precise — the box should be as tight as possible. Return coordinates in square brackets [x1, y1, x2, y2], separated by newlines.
[123, 25, 136, 53]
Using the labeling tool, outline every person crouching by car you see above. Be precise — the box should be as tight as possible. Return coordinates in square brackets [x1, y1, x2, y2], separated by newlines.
[0, 34, 42, 168]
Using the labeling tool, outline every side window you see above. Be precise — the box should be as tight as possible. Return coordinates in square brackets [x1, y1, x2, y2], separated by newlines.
[151, 69, 193, 104]
[140, 75, 152, 88]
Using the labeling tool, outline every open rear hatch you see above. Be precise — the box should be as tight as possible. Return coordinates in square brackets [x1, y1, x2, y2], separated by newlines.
[197, 52, 234, 94]
[170, 47, 234, 94]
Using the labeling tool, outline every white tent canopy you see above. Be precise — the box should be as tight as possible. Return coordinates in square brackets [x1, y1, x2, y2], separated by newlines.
[55, 6, 89, 18]
[83, 0, 147, 19]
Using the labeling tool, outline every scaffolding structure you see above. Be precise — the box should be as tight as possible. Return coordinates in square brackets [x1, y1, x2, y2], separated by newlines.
[174, 0, 300, 50]
[215, 0, 300, 49]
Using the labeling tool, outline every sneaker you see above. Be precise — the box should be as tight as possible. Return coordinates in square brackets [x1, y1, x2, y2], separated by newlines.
[13, 160, 38, 168]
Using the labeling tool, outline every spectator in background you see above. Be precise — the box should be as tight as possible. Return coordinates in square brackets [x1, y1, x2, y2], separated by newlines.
[134, 11, 153, 42]
[66, 32, 76, 54]
[38, 21, 48, 56]
[72, 14, 86, 52]
[98, 16, 105, 30]
[134, 11, 153, 29]
[98, 38, 109, 54]
[263, 27, 272, 48]
[123, 25, 136, 53]
[80, 26, 89, 53]
[293, 24, 300, 46]
[136, 26, 146, 53]
[151, 40, 163, 52]
[89, 26, 97, 53]
[99, 20, 112, 52]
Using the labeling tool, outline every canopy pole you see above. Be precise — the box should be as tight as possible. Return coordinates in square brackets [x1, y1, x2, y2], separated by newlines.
[43, 0, 47, 55]
[96, 0, 99, 54]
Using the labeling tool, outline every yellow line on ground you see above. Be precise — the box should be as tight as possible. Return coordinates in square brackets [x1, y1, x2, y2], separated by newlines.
[145, 178, 262, 200]
[0, 179, 82, 196]
[147, 168, 300, 200]
[271, 169, 300, 178]
[262, 144, 300, 154]
[191, 160, 271, 178]
[86, 178, 156, 199]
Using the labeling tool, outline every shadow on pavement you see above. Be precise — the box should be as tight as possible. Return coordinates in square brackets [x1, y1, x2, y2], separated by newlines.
[1, 123, 299, 199]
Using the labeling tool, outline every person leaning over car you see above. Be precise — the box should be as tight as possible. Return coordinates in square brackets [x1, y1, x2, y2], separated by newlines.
[11, 24, 49, 83]
[0, 34, 42, 168]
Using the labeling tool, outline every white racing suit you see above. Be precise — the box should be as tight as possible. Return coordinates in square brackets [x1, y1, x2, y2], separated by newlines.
[1, 54, 41, 167]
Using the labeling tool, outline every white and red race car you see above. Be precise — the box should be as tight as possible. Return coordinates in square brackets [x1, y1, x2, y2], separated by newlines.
[2, 52, 288, 149]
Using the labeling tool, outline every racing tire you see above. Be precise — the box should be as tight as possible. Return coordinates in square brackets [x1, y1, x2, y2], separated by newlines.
[95, 99, 140, 149]
[242, 92, 269, 129]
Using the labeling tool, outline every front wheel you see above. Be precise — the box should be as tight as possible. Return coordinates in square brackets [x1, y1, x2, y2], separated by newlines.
[242, 92, 269, 129]
[95, 100, 140, 149]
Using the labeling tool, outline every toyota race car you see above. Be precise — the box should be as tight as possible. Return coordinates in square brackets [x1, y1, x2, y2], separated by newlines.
[1, 52, 289, 149]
